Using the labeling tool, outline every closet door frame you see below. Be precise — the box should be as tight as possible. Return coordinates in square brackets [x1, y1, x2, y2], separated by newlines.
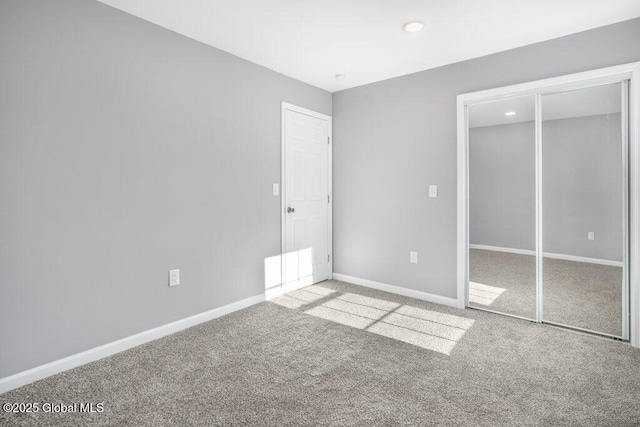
[456, 61, 640, 346]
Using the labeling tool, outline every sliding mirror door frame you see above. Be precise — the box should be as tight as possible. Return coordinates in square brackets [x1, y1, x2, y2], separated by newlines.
[466, 94, 537, 321]
[538, 80, 629, 341]
[540, 82, 628, 339]
[456, 62, 640, 346]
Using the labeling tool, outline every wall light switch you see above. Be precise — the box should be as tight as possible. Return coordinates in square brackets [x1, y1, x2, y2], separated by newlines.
[588, 232, 595, 241]
[169, 269, 180, 287]
[410, 251, 419, 264]
[273, 183, 280, 196]
[429, 185, 438, 198]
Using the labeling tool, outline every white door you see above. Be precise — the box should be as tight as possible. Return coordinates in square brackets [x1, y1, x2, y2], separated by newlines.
[283, 106, 330, 292]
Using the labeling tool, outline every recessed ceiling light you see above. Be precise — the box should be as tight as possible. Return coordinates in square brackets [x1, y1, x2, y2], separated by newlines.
[505, 111, 516, 116]
[403, 21, 424, 33]
[334, 74, 346, 80]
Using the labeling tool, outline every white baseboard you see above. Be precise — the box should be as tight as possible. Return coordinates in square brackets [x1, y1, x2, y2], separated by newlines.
[0, 293, 265, 395]
[332, 273, 459, 308]
[469, 244, 623, 267]
[543, 252, 623, 267]
[469, 244, 535, 256]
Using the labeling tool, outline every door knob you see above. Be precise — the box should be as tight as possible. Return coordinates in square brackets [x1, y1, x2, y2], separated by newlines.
[287, 207, 295, 213]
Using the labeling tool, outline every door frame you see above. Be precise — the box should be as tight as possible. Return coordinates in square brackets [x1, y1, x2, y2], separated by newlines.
[280, 102, 333, 295]
[456, 61, 640, 346]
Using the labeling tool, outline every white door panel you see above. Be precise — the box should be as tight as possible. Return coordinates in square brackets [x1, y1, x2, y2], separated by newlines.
[284, 108, 329, 292]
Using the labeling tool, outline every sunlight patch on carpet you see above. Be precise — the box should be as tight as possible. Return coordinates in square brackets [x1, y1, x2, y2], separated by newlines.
[469, 281, 506, 306]
[274, 285, 475, 355]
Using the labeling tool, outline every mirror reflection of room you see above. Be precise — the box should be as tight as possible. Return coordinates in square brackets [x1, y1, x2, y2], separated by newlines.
[468, 95, 537, 320]
[467, 84, 625, 337]
[541, 83, 624, 337]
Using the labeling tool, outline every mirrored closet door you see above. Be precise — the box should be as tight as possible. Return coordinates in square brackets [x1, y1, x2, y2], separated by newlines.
[541, 83, 627, 338]
[465, 79, 629, 340]
[468, 95, 537, 320]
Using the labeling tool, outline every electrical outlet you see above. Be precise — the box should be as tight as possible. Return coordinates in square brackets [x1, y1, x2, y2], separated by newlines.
[428, 185, 438, 198]
[588, 232, 595, 241]
[169, 269, 180, 287]
[410, 251, 418, 264]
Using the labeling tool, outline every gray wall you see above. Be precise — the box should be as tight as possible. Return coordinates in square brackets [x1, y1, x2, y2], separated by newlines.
[469, 114, 622, 262]
[543, 114, 623, 261]
[333, 18, 640, 298]
[469, 121, 536, 252]
[0, 0, 330, 378]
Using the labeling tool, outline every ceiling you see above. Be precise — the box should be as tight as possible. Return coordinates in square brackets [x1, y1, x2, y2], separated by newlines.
[96, 0, 640, 92]
[469, 83, 622, 128]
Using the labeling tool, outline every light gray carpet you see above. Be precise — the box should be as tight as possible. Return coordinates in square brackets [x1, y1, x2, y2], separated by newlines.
[470, 249, 537, 319]
[2, 280, 640, 426]
[470, 249, 623, 336]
